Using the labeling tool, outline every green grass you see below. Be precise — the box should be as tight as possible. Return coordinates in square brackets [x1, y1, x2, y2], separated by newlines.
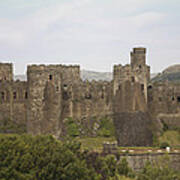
[76, 137, 116, 151]
[77, 137, 159, 152]
[158, 130, 180, 147]
[113, 176, 135, 180]
[76, 134, 180, 153]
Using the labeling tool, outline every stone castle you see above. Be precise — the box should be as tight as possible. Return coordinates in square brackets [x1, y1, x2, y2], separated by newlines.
[0, 47, 180, 145]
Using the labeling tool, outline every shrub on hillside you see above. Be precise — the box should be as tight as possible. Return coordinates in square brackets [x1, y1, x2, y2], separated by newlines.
[97, 117, 115, 137]
[0, 134, 97, 180]
[137, 155, 180, 180]
[65, 118, 80, 137]
[160, 141, 170, 149]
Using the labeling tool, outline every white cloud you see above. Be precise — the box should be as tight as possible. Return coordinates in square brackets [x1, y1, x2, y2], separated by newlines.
[0, 0, 179, 74]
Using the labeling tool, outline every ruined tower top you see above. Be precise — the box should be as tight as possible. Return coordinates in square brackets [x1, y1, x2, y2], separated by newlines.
[133, 47, 146, 54]
[130, 47, 146, 69]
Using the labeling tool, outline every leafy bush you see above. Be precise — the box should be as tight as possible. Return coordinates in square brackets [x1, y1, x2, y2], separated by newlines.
[137, 155, 180, 180]
[0, 134, 98, 180]
[1, 134, 179, 180]
[97, 117, 115, 137]
[65, 118, 80, 137]
[98, 128, 111, 137]
[160, 141, 170, 149]
[117, 158, 135, 178]
[162, 121, 169, 132]
[0, 134, 134, 180]
[0, 118, 26, 134]
[152, 134, 159, 147]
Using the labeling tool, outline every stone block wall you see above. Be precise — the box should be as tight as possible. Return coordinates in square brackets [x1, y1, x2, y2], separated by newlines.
[113, 80, 147, 113]
[0, 81, 28, 132]
[27, 65, 63, 137]
[148, 82, 180, 115]
[121, 153, 180, 172]
[114, 112, 153, 146]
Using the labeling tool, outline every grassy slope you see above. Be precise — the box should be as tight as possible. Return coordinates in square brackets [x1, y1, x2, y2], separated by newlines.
[152, 72, 180, 82]
[77, 137, 116, 151]
[158, 130, 180, 147]
[77, 129, 180, 151]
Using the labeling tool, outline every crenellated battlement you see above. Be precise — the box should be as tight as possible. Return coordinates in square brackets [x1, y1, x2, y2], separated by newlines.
[133, 47, 146, 54]
[27, 64, 80, 72]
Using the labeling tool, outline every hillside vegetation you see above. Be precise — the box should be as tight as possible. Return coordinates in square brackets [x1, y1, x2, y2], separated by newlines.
[162, 64, 180, 74]
[152, 72, 180, 82]
[152, 64, 180, 82]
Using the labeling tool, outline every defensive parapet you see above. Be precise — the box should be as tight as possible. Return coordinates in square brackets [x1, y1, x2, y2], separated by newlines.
[131, 47, 146, 68]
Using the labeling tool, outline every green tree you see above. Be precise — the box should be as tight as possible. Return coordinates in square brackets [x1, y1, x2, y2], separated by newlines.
[0, 134, 99, 180]
[117, 158, 134, 178]
[137, 155, 180, 180]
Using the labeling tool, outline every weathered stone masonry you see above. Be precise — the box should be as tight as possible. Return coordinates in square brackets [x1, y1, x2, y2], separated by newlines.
[0, 47, 179, 142]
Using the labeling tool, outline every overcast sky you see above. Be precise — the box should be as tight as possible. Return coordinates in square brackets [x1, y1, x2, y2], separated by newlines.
[0, 0, 180, 74]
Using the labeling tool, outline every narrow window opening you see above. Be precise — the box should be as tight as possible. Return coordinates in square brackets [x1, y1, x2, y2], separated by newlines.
[1, 92, 5, 100]
[159, 97, 162, 102]
[56, 86, 59, 92]
[13, 92, 17, 100]
[177, 96, 180, 103]
[141, 84, 144, 91]
[172, 97, 175, 101]
[49, 74, 53, 80]
[148, 85, 152, 89]
[118, 85, 121, 90]
[25, 92, 28, 99]
[131, 76, 135, 83]
[139, 65, 142, 69]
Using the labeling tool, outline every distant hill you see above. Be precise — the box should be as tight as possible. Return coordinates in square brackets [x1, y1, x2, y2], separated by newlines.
[81, 70, 112, 81]
[14, 64, 180, 82]
[162, 64, 180, 74]
[14, 75, 27, 81]
[14, 70, 113, 82]
[151, 73, 158, 79]
[152, 64, 180, 82]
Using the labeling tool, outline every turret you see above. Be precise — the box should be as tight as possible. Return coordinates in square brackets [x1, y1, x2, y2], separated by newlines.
[0, 63, 13, 81]
[130, 47, 146, 69]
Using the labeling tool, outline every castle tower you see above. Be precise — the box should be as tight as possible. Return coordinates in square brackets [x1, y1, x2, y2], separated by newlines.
[130, 47, 146, 69]
[27, 65, 62, 137]
[26, 64, 81, 137]
[113, 48, 150, 111]
[0, 63, 13, 81]
[113, 48, 153, 146]
[130, 47, 150, 103]
[113, 48, 150, 100]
